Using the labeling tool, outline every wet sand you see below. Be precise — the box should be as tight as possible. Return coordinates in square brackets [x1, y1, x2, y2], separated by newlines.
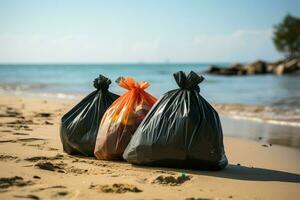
[0, 95, 300, 200]
[221, 116, 300, 148]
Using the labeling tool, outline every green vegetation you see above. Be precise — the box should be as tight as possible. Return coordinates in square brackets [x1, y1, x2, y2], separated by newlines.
[273, 14, 300, 59]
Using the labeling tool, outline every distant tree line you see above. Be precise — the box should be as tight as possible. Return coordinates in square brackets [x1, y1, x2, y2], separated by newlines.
[273, 14, 300, 59]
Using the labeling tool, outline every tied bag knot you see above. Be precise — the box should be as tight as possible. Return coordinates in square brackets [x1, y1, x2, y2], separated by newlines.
[116, 77, 150, 91]
[93, 74, 112, 91]
[174, 71, 204, 92]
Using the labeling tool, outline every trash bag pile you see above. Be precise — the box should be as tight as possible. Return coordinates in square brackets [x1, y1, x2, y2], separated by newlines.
[60, 71, 228, 170]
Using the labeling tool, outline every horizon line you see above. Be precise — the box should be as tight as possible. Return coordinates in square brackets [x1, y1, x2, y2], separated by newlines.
[0, 60, 270, 65]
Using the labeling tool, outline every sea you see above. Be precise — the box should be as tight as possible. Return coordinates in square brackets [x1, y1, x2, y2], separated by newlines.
[1, 63, 300, 148]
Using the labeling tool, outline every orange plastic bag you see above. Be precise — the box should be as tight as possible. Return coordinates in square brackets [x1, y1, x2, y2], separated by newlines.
[94, 77, 157, 160]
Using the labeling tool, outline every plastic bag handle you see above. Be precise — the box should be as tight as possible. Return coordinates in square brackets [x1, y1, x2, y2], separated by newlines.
[93, 74, 112, 91]
[173, 71, 204, 91]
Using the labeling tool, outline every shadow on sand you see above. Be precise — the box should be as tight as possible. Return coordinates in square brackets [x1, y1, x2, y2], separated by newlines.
[65, 154, 300, 183]
[195, 164, 300, 183]
[134, 164, 300, 183]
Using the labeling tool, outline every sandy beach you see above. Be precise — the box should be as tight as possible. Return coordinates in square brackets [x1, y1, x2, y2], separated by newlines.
[0, 95, 299, 200]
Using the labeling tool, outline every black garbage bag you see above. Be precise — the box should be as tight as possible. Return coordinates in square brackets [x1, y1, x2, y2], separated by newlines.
[123, 71, 228, 170]
[60, 74, 119, 156]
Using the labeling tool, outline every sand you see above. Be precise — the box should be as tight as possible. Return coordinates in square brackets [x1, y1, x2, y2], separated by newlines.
[0, 95, 299, 200]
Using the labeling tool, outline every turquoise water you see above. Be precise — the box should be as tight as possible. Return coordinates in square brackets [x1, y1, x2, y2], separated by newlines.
[1, 63, 300, 107]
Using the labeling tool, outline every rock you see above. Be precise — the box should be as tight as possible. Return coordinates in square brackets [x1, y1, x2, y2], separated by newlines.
[285, 59, 299, 70]
[245, 60, 267, 75]
[207, 65, 221, 74]
[207, 59, 300, 76]
[266, 64, 277, 73]
[229, 63, 243, 70]
[244, 64, 255, 75]
[219, 68, 238, 75]
[274, 59, 300, 75]
[275, 64, 286, 75]
[207, 65, 239, 76]
[229, 63, 246, 75]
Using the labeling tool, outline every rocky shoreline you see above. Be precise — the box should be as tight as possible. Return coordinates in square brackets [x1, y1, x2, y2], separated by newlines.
[206, 58, 300, 76]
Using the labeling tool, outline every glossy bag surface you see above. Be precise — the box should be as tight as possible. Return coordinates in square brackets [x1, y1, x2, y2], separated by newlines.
[123, 71, 228, 170]
[60, 75, 119, 156]
[94, 77, 157, 160]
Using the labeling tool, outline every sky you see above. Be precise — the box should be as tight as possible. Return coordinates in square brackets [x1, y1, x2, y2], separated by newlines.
[0, 0, 300, 63]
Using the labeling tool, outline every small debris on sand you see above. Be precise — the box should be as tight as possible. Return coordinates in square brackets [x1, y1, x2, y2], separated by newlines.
[90, 183, 142, 193]
[262, 144, 269, 147]
[152, 175, 191, 186]
[35, 162, 63, 171]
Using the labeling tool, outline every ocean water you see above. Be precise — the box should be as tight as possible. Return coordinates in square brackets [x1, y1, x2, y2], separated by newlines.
[1, 63, 300, 149]
[1, 63, 300, 108]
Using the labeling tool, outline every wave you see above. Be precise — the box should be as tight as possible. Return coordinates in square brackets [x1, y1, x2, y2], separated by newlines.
[0, 82, 82, 100]
[213, 103, 300, 127]
[1, 82, 300, 127]
[0, 82, 47, 92]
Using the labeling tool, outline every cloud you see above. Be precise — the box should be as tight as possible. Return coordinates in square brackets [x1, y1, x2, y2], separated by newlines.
[192, 29, 280, 62]
[0, 29, 281, 63]
[0, 33, 164, 63]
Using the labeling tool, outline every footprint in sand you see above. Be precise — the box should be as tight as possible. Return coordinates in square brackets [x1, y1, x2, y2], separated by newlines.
[89, 183, 142, 193]
[25, 154, 64, 162]
[0, 154, 18, 161]
[13, 132, 29, 136]
[0, 130, 12, 133]
[0, 176, 34, 190]
[34, 112, 52, 118]
[0, 138, 45, 143]
[0, 107, 23, 118]
[54, 191, 69, 197]
[31, 185, 66, 192]
[34, 161, 65, 172]
[14, 194, 40, 200]
[0, 138, 48, 150]
[34, 160, 88, 175]
[152, 175, 192, 186]
[47, 147, 59, 151]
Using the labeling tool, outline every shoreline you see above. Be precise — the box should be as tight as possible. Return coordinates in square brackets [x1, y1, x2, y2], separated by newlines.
[2, 92, 300, 127]
[214, 103, 300, 128]
[0, 96, 300, 200]
[0, 95, 300, 199]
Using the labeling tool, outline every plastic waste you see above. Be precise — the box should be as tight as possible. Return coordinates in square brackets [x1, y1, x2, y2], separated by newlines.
[94, 77, 157, 160]
[123, 71, 228, 170]
[60, 74, 119, 156]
